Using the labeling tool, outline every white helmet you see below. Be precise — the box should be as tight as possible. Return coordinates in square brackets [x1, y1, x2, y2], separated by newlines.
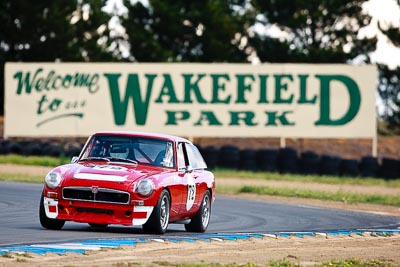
[110, 145, 129, 159]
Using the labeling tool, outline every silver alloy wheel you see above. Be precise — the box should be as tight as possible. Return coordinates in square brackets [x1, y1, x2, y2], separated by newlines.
[160, 194, 169, 230]
[201, 193, 211, 228]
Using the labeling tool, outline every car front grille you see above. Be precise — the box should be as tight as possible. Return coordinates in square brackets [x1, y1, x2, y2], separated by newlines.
[62, 187, 130, 204]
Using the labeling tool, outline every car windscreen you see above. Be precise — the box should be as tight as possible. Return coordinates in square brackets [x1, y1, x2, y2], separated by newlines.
[80, 135, 175, 168]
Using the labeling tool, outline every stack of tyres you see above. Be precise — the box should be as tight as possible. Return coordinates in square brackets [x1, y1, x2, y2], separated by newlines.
[278, 148, 298, 174]
[201, 146, 219, 169]
[379, 158, 400, 179]
[299, 151, 320, 175]
[218, 145, 240, 169]
[319, 155, 341, 176]
[256, 149, 279, 172]
[359, 156, 379, 177]
[340, 159, 360, 177]
[239, 149, 257, 171]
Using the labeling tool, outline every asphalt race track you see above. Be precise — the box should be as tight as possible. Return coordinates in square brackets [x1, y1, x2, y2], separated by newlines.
[1, 182, 399, 246]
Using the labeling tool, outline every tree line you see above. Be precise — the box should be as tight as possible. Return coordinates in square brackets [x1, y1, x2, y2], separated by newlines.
[0, 0, 399, 131]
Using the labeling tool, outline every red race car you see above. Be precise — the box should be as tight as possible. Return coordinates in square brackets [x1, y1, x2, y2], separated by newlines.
[39, 131, 215, 234]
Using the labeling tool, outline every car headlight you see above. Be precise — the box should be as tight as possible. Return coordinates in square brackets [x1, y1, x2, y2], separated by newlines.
[45, 172, 62, 189]
[136, 179, 155, 197]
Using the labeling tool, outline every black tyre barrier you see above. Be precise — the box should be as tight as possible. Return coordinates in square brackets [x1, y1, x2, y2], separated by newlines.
[239, 149, 258, 171]
[218, 145, 240, 169]
[63, 142, 84, 158]
[43, 144, 64, 157]
[319, 155, 342, 176]
[278, 147, 298, 174]
[201, 146, 219, 169]
[24, 142, 44, 156]
[299, 151, 320, 175]
[340, 159, 359, 177]
[256, 149, 278, 172]
[9, 142, 23, 154]
[379, 158, 400, 179]
[0, 140, 11, 155]
[359, 156, 379, 177]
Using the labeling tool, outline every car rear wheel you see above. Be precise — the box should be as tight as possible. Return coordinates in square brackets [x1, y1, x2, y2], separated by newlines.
[185, 190, 211, 233]
[39, 191, 65, 230]
[142, 189, 170, 234]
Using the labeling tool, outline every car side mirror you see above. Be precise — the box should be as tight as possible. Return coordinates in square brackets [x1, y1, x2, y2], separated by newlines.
[71, 156, 79, 163]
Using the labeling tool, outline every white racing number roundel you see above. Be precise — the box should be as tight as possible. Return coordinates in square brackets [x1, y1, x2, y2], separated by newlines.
[186, 175, 196, 211]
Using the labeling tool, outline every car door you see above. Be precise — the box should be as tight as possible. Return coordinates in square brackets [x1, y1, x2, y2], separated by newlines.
[178, 142, 207, 216]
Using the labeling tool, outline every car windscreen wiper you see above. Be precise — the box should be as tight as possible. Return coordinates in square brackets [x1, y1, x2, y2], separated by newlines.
[79, 157, 110, 162]
[107, 157, 138, 164]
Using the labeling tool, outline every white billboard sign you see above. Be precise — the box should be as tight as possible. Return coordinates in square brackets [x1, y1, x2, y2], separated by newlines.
[4, 63, 377, 138]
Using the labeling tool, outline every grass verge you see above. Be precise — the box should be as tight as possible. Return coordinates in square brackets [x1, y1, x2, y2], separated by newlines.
[0, 173, 43, 183]
[214, 169, 400, 188]
[229, 185, 400, 207]
[0, 154, 69, 166]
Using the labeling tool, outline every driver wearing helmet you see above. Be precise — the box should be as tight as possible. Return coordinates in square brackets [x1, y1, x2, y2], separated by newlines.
[110, 144, 129, 159]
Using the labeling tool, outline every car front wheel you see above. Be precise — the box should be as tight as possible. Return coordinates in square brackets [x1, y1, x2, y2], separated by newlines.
[185, 190, 211, 233]
[39, 191, 65, 230]
[142, 189, 170, 234]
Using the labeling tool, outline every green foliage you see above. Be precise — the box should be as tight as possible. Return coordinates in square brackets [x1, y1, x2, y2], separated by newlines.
[377, 64, 400, 131]
[249, 0, 376, 63]
[0, 0, 116, 115]
[119, 0, 252, 62]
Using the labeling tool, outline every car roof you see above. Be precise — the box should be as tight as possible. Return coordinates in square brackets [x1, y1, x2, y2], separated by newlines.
[93, 131, 192, 144]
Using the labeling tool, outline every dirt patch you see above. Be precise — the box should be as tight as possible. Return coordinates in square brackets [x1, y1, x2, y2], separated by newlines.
[1, 235, 400, 266]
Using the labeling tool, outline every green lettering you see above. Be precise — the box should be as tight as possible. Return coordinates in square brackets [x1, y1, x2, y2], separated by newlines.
[104, 73, 157, 126]
[265, 111, 295, 126]
[14, 68, 43, 95]
[155, 74, 179, 103]
[315, 75, 361, 126]
[165, 111, 190, 125]
[258, 74, 269, 103]
[194, 111, 222, 126]
[273, 74, 294, 104]
[211, 74, 231, 103]
[183, 74, 207, 103]
[229, 111, 258, 126]
[297, 74, 316, 104]
[236, 74, 255, 103]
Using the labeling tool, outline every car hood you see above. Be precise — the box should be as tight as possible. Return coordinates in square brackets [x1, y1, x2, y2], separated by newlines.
[56, 162, 164, 190]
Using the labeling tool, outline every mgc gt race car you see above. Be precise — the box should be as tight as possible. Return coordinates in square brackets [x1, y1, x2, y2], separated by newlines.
[39, 131, 215, 234]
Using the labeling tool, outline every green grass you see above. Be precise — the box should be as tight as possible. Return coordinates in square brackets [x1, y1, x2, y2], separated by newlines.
[0, 173, 43, 183]
[214, 169, 400, 188]
[218, 185, 400, 207]
[0, 154, 70, 166]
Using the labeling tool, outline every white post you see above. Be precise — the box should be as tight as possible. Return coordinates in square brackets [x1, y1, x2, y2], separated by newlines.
[372, 136, 377, 157]
[280, 137, 286, 148]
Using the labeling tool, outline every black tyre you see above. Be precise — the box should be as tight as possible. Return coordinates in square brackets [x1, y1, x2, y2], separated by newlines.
[359, 156, 378, 177]
[39, 192, 65, 230]
[256, 149, 278, 172]
[142, 190, 170, 234]
[185, 190, 211, 233]
[88, 223, 108, 228]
